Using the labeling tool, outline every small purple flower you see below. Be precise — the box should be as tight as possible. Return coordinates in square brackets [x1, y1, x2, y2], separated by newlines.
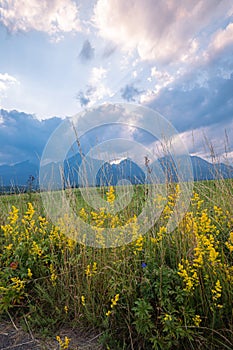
[141, 262, 147, 268]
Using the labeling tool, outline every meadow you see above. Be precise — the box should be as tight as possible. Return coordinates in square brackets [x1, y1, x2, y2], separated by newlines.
[0, 178, 233, 349]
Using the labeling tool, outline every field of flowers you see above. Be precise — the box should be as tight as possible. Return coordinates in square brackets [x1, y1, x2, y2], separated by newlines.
[0, 180, 233, 349]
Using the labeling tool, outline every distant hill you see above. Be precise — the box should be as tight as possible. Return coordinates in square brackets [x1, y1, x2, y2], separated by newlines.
[96, 158, 146, 186]
[191, 156, 233, 181]
[0, 155, 232, 192]
[151, 155, 233, 183]
[0, 161, 38, 192]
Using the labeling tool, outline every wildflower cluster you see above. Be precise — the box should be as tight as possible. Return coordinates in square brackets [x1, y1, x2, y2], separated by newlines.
[177, 190, 232, 316]
[0, 180, 232, 349]
[178, 259, 198, 292]
[106, 185, 115, 204]
[211, 279, 223, 309]
[0, 202, 77, 316]
[85, 262, 97, 277]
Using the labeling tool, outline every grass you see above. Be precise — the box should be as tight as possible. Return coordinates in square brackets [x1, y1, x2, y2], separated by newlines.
[0, 179, 233, 349]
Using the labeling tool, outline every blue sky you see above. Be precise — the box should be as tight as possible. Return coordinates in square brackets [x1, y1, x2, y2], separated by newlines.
[0, 0, 233, 165]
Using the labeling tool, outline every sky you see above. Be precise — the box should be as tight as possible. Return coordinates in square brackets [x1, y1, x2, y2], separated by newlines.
[0, 0, 233, 165]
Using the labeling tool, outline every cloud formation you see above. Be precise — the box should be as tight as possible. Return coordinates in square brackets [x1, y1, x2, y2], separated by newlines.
[0, 0, 81, 41]
[0, 73, 19, 95]
[77, 67, 112, 106]
[146, 73, 233, 132]
[121, 84, 143, 102]
[76, 90, 91, 107]
[93, 0, 233, 63]
[0, 109, 61, 164]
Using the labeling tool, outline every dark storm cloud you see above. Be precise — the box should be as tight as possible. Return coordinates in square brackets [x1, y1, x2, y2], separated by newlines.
[147, 73, 233, 132]
[0, 109, 61, 164]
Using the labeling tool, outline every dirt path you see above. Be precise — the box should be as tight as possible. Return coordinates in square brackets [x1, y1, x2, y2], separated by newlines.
[0, 321, 103, 350]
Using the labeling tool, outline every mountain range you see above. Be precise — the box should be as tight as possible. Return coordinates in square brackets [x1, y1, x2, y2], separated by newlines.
[0, 154, 232, 193]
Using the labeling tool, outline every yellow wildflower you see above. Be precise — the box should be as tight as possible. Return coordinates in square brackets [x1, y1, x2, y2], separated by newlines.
[85, 262, 97, 277]
[211, 280, 222, 302]
[226, 232, 233, 252]
[11, 277, 25, 292]
[211, 279, 223, 309]
[79, 207, 88, 221]
[106, 186, 115, 204]
[23, 202, 35, 221]
[111, 294, 120, 308]
[27, 268, 33, 279]
[164, 314, 172, 322]
[8, 206, 19, 225]
[50, 264, 57, 286]
[134, 235, 144, 254]
[81, 295, 85, 306]
[193, 315, 201, 327]
[56, 335, 70, 349]
[178, 261, 198, 292]
[31, 241, 43, 257]
[64, 305, 69, 314]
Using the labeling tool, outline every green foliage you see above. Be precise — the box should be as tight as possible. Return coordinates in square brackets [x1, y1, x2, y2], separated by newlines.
[0, 180, 233, 349]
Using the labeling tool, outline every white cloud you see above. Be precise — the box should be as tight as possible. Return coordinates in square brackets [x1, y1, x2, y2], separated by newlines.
[150, 67, 175, 92]
[0, 73, 19, 100]
[88, 66, 112, 103]
[208, 22, 233, 55]
[0, 0, 81, 41]
[147, 119, 233, 164]
[90, 66, 107, 85]
[93, 0, 232, 63]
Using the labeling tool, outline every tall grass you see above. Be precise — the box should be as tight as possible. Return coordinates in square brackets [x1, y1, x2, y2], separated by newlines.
[0, 176, 233, 349]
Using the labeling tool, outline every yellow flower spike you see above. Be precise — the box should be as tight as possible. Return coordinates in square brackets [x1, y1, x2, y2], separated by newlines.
[155, 226, 167, 243]
[8, 206, 19, 225]
[31, 241, 43, 257]
[106, 310, 112, 317]
[79, 207, 88, 221]
[85, 262, 97, 277]
[92, 262, 97, 274]
[81, 295, 85, 306]
[211, 280, 222, 307]
[85, 264, 91, 277]
[193, 315, 201, 327]
[56, 335, 61, 344]
[64, 306, 69, 314]
[134, 235, 144, 254]
[38, 215, 48, 234]
[27, 268, 33, 279]
[56, 335, 71, 349]
[24, 203, 35, 220]
[106, 186, 115, 204]
[110, 294, 120, 308]
[226, 232, 233, 252]
[11, 277, 25, 292]
[49, 264, 57, 286]
[178, 261, 198, 292]
[110, 215, 120, 228]
[193, 245, 204, 268]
